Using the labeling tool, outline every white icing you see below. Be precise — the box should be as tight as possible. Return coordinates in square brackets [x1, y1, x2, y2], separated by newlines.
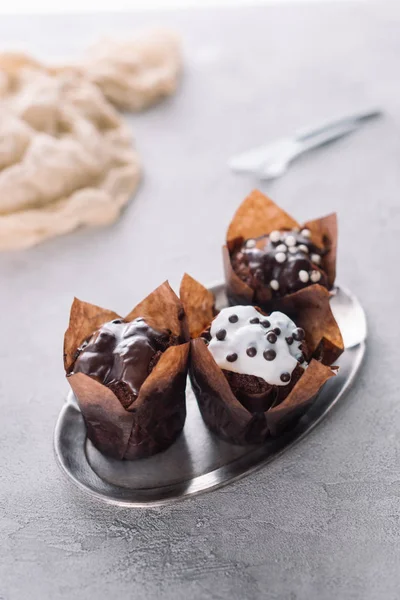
[301, 228, 311, 238]
[269, 230, 281, 243]
[276, 243, 287, 252]
[288, 246, 298, 254]
[275, 252, 286, 263]
[246, 239, 256, 248]
[311, 270, 321, 282]
[208, 306, 304, 386]
[299, 270, 309, 283]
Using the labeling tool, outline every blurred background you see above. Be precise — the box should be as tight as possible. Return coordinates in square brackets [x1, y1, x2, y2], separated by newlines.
[0, 0, 393, 337]
[0, 0, 366, 13]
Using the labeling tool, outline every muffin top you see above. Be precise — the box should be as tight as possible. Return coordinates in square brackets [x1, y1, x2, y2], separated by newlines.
[231, 228, 328, 297]
[72, 317, 173, 403]
[207, 305, 307, 386]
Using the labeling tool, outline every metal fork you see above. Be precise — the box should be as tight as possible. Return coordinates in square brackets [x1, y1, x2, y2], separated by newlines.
[229, 108, 382, 180]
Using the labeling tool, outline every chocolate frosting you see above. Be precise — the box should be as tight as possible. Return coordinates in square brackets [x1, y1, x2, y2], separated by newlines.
[72, 317, 173, 406]
[231, 229, 328, 297]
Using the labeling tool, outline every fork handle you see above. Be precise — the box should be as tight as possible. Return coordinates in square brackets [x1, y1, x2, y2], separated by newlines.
[295, 107, 382, 142]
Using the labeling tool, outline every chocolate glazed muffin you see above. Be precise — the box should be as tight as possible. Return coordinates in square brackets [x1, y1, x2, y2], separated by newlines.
[64, 281, 190, 460]
[71, 317, 179, 409]
[223, 190, 337, 311]
[231, 228, 328, 299]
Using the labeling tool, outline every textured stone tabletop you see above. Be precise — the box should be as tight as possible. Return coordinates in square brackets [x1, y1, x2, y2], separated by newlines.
[1, 3, 399, 599]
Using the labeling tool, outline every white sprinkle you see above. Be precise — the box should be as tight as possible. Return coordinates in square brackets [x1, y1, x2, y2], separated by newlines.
[311, 270, 321, 283]
[285, 235, 296, 247]
[299, 270, 309, 283]
[246, 239, 256, 248]
[298, 244, 309, 253]
[270, 279, 280, 291]
[301, 229, 311, 238]
[275, 252, 286, 263]
[311, 253, 321, 265]
[276, 243, 287, 252]
[269, 230, 281, 243]
[288, 246, 298, 254]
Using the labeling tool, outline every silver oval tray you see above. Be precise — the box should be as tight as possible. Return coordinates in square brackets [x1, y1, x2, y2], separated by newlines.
[54, 284, 367, 507]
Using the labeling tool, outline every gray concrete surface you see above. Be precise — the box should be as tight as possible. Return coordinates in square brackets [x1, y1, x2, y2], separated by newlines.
[1, 3, 399, 599]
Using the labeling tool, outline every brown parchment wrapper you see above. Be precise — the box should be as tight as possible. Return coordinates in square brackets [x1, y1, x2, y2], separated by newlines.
[181, 275, 343, 445]
[224, 189, 338, 310]
[180, 273, 216, 339]
[63, 281, 190, 460]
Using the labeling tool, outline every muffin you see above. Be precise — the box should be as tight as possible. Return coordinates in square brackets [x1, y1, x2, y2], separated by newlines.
[223, 190, 337, 311]
[180, 274, 343, 445]
[64, 281, 189, 460]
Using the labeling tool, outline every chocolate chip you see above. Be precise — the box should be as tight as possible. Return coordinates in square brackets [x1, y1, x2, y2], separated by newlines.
[266, 332, 277, 344]
[216, 329, 227, 341]
[261, 319, 271, 328]
[112, 318, 123, 324]
[263, 349, 276, 361]
[226, 353, 238, 362]
[273, 327, 281, 335]
[280, 372, 291, 383]
[297, 353, 305, 364]
[286, 336, 293, 345]
[246, 347, 257, 357]
[229, 314, 239, 323]
[250, 317, 260, 324]
[293, 327, 305, 341]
